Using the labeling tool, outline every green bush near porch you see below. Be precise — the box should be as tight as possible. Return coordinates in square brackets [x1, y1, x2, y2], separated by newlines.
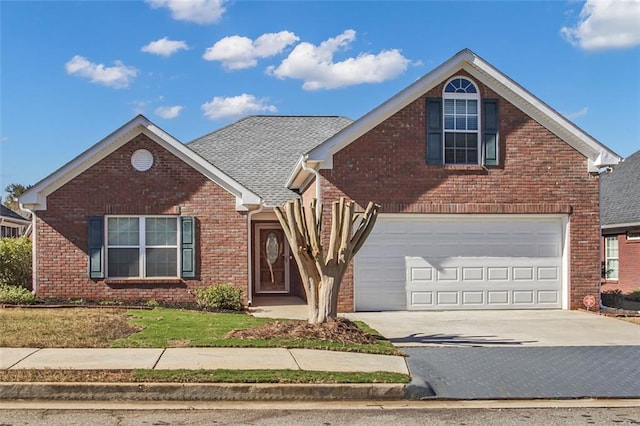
[0, 237, 32, 290]
[194, 284, 244, 312]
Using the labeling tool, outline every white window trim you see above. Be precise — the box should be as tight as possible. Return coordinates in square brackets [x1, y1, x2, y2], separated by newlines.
[105, 215, 181, 278]
[604, 236, 619, 280]
[627, 231, 640, 241]
[442, 76, 481, 165]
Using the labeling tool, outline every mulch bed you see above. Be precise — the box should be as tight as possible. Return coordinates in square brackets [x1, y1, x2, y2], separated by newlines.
[599, 306, 640, 317]
[226, 317, 378, 344]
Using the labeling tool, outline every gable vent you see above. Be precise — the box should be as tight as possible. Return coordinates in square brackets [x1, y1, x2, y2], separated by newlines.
[131, 149, 154, 172]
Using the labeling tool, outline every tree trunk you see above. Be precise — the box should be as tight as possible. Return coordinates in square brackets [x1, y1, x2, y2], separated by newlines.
[275, 197, 379, 324]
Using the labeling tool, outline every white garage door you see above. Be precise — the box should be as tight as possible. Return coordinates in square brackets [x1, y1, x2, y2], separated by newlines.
[354, 215, 565, 311]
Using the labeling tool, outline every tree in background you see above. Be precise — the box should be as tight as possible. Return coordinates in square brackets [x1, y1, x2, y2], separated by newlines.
[3, 183, 32, 212]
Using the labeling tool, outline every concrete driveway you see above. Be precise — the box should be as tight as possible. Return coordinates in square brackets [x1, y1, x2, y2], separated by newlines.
[346, 310, 640, 347]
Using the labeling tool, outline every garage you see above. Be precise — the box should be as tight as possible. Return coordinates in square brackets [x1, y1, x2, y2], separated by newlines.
[354, 215, 566, 311]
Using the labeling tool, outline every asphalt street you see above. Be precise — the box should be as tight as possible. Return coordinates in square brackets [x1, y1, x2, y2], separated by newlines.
[404, 346, 640, 399]
[1, 407, 639, 425]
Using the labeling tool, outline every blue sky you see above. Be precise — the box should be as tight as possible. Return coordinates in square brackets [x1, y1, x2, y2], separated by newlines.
[1, 0, 639, 201]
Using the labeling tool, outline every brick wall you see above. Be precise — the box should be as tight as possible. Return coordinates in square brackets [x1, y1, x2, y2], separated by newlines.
[601, 233, 640, 294]
[313, 70, 601, 311]
[34, 133, 248, 303]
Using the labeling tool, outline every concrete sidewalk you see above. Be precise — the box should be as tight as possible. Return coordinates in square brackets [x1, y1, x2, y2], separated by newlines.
[0, 347, 408, 374]
[0, 347, 411, 401]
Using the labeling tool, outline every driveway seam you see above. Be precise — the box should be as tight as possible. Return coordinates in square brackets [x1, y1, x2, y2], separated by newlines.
[287, 349, 303, 370]
[152, 348, 166, 370]
[6, 348, 41, 370]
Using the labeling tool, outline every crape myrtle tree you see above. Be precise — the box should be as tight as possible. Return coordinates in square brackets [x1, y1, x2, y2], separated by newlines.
[274, 197, 379, 324]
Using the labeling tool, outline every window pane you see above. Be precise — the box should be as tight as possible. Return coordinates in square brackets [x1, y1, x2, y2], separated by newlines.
[445, 148, 455, 164]
[467, 115, 478, 130]
[146, 248, 177, 277]
[444, 132, 455, 148]
[455, 116, 466, 130]
[606, 259, 619, 279]
[146, 218, 177, 246]
[444, 99, 454, 114]
[606, 237, 618, 257]
[108, 248, 139, 277]
[455, 99, 466, 114]
[444, 115, 454, 130]
[468, 100, 478, 113]
[467, 148, 478, 164]
[108, 218, 139, 246]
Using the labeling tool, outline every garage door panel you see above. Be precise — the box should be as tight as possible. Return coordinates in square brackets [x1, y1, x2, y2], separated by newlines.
[354, 215, 564, 311]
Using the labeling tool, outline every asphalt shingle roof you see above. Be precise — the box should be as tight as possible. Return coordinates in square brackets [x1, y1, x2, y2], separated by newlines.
[187, 115, 353, 206]
[0, 204, 29, 222]
[600, 149, 640, 226]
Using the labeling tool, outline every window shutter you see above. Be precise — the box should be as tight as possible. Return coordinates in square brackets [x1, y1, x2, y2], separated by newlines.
[87, 216, 104, 279]
[426, 97, 443, 164]
[483, 99, 499, 166]
[180, 216, 196, 278]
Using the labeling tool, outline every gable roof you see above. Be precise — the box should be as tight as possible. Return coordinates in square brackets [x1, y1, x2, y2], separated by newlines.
[0, 205, 30, 223]
[188, 115, 353, 206]
[19, 115, 261, 211]
[601, 149, 640, 228]
[288, 48, 621, 189]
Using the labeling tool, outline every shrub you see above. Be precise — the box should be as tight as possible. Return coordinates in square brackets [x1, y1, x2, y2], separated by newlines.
[0, 237, 32, 290]
[194, 284, 244, 312]
[0, 284, 37, 304]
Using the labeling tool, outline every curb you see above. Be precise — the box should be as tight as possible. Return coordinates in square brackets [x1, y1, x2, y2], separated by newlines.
[0, 382, 407, 401]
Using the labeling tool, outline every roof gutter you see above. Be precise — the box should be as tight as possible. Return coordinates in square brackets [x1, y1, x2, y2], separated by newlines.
[602, 221, 640, 230]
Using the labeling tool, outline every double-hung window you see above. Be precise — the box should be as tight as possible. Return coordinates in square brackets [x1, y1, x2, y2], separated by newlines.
[604, 236, 619, 280]
[426, 76, 499, 166]
[106, 216, 179, 278]
[443, 78, 479, 164]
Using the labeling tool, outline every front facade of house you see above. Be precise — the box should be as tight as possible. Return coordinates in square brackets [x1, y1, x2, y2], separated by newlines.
[600, 150, 640, 294]
[0, 205, 30, 238]
[21, 50, 620, 311]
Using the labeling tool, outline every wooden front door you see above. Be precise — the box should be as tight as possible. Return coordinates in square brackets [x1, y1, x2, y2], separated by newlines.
[255, 225, 290, 293]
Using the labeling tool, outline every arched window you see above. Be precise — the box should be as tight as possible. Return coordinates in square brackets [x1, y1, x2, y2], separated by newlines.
[442, 77, 480, 164]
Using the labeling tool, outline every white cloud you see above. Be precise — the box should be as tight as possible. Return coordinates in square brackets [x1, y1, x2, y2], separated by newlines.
[142, 37, 189, 57]
[65, 55, 138, 89]
[201, 93, 277, 120]
[267, 29, 411, 90]
[203, 31, 299, 70]
[155, 105, 184, 119]
[564, 106, 589, 120]
[146, 0, 226, 24]
[561, 0, 640, 50]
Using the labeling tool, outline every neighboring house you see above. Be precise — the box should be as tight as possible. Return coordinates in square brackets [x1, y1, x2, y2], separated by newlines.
[0, 205, 30, 238]
[600, 149, 640, 294]
[20, 49, 621, 311]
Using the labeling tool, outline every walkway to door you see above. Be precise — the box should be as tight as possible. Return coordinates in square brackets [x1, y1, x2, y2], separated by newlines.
[249, 296, 308, 320]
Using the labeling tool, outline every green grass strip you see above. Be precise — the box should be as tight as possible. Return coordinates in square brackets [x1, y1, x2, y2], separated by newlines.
[133, 369, 410, 384]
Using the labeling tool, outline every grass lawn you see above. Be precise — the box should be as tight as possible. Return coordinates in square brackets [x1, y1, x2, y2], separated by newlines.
[0, 369, 409, 384]
[619, 317, 640, 326]
[0, 307, 400, 355]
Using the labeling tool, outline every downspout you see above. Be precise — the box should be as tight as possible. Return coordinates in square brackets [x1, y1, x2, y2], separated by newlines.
[301, 156, 321, 216]
[19, 206, 37, 295]
[246, 203, 264, 307]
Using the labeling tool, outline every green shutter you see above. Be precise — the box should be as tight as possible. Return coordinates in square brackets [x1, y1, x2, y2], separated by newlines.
[180, 216, 196, 278]
[426, 97, 443, 164]
[88, 216, 104, 279]
[483, 99, 499, 166]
